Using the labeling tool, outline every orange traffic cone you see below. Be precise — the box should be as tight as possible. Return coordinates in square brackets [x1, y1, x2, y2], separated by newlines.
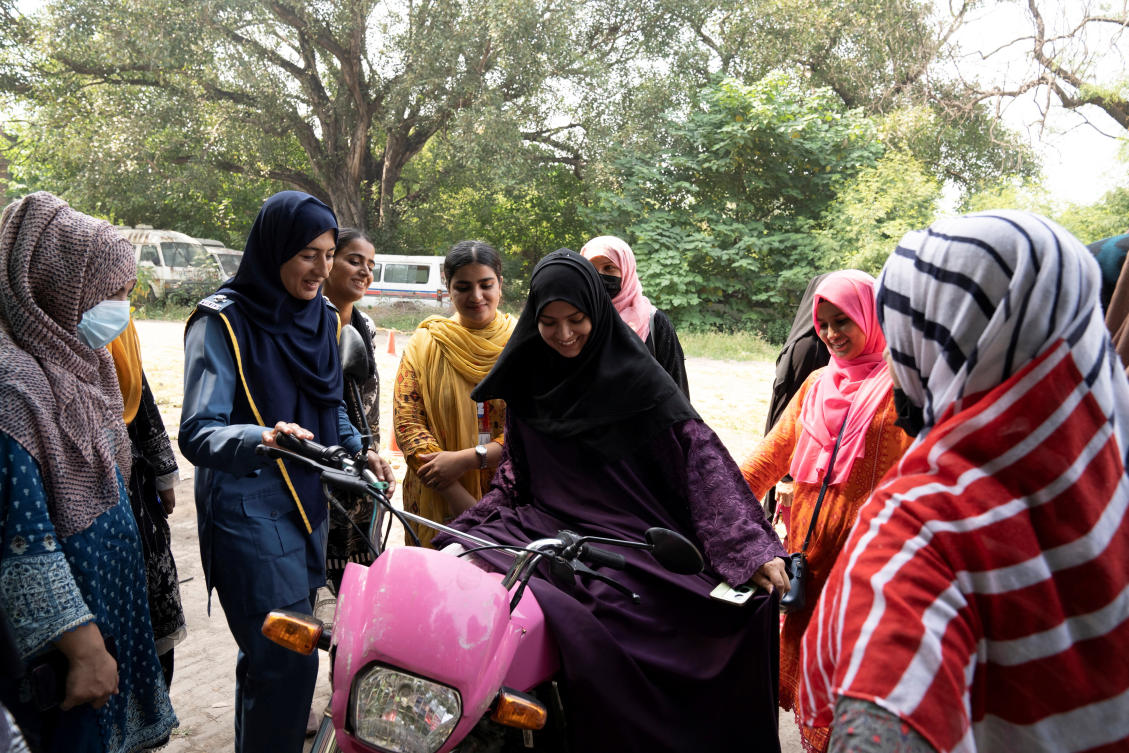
[386, 329, 396, 355]
[389, 431, 399, 453]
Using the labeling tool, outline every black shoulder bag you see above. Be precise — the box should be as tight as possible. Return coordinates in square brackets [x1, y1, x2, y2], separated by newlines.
[778, 418, 848, 614]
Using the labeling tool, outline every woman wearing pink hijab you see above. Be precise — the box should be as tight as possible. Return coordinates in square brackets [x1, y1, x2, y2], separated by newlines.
[580, 235, 689, 395]
[739, 270, 913, 753]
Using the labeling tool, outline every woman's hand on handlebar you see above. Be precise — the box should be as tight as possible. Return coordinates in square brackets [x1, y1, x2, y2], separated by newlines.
[56, 623, 118, 710]
[261, 421, 314, 448]
[749, 557, 790, 596]
[366, 449, 397, 494]
[417, 450, 473, 490]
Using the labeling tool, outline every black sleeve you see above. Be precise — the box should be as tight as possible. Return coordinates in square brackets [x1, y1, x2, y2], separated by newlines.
[132, 372, 178, 479]
[649, 309, 690, 398]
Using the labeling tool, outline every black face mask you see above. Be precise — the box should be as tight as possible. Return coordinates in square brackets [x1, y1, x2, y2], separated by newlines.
[892, 387, 926, 437]
[599, 273, 622, 297]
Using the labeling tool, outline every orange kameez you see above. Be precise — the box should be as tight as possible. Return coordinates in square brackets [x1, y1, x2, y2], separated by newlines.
[741, 369, 912, 753]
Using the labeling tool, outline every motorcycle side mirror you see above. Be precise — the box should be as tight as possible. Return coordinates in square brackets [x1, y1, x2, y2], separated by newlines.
[338, 323, 372, 453]
[339, 324, 370, 383]
[645, 528, 704, 575]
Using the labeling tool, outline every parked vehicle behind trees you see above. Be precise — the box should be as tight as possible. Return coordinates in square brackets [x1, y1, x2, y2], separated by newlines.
[361, 254, 448, 308]
[195, 237, 244, 278]
[115, 225, 241, 300]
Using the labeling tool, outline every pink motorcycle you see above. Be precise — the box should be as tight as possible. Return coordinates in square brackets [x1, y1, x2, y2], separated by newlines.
[258, 434, 704, 753]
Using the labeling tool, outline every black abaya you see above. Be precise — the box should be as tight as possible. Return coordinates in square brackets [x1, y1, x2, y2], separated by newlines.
[435, 415, 783, 753]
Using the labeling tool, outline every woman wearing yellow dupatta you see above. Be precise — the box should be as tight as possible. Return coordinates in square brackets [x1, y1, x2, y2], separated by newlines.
[108, 318, 186, 687]
[393, 241, 515, 546]
[108, 318, 143, 423]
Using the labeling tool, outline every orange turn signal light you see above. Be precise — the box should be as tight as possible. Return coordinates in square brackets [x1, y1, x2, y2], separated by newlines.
[261, 610, 322, 655]
[490, 688, 548, 730]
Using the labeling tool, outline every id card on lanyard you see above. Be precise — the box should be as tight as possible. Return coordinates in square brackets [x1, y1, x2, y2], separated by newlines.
[477, 401, 492, 445]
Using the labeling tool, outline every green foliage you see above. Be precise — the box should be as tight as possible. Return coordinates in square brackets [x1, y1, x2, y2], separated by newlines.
[396, 150, 594, 300]
[0, 0, 1081, 330]
[584, 0, 1036, 200]
[1054, 186, 1129, 245]
[358, 304, 445, 334]
[5, 110, 273, 248]
[818, 149, 942, 276]
[130, 266, 157, 306]
[960, 178, 1054, 217]
[590, 75, 883, 339]
[6, 0, 657, 235]
[875, 104, 1037, 198]
[129, 300, 195, 322]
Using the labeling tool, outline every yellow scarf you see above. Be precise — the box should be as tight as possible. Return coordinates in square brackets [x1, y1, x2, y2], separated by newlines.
[401, 311, 515, 531]
[108, 318, 143, 424]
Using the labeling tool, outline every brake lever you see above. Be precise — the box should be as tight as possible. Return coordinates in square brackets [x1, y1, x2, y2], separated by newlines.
[571, 560, 640, 604]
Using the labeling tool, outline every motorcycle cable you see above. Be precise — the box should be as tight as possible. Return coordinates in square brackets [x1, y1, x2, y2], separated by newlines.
[458, 542, 640, 607]
[324, 490, 381, 559]
[383, 503, 423, 547]
[370, 501, 396, 552]
[455, 542, 548, 561]
[452, 542, 558, 611]
[257, 442, 424, 548]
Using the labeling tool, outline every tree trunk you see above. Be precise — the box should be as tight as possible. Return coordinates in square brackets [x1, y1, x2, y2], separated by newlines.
[325, 179, 366, 232]
[378, 132, 409, 230]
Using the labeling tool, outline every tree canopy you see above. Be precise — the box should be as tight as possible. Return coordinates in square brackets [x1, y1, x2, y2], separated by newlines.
[11, 0, 658, 235]
[2, 0, 1125, 335]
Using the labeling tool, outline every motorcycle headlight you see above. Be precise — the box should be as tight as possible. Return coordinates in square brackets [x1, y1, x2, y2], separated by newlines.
[350, 665, 461, 753]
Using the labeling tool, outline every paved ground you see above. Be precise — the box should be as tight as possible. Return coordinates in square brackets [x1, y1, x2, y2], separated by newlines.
[135, 319, 801, 753]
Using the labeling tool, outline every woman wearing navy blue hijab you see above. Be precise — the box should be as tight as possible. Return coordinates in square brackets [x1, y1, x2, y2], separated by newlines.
[179, 191, 394, 753]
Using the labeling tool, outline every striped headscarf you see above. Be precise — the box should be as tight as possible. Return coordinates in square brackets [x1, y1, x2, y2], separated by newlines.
[798, 211, 1129, 752]
[0, 192, 136, 537]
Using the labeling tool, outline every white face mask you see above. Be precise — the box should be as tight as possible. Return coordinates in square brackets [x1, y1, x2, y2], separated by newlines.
[76, 299, 131, 349]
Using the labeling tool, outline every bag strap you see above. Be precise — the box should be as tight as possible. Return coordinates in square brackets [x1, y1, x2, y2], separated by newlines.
[799, 416, 849, 553]
[645, 309, 657, 356]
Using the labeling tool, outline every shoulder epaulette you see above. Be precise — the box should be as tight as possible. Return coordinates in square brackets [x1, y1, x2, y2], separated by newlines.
[197, 293, 234, 312]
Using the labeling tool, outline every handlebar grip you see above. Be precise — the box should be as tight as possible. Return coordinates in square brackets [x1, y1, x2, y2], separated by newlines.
[580, 545, 626, 571]
[274, 431, 327, 456]
[274, 432, 347, 466]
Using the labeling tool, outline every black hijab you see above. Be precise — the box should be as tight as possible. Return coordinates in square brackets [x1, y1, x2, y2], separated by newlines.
[214, 191, 342, 405]
[472, 249, 698, 458]
[190, 190, 342, 532]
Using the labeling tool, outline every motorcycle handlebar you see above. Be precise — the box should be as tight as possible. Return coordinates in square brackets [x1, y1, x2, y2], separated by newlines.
[274, 432, 349, 467]
[579, 545, 625, 571]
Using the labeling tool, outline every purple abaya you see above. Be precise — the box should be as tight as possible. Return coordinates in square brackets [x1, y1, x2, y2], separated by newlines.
[434, 415, 785, 753]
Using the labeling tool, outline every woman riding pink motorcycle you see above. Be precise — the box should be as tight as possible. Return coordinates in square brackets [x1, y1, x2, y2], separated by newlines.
[433, 249, 789, 752]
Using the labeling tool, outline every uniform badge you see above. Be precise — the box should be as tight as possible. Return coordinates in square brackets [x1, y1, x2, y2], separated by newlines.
[199, 293, 231, 311]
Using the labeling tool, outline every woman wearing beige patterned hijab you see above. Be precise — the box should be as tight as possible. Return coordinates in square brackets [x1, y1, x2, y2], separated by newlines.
[0, 192, 176, 751]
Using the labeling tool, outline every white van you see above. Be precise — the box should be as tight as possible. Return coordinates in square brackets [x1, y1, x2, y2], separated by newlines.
[116, 226, 231, 299]
[361, 254, 448, 308]
[195, 238, 245, 278]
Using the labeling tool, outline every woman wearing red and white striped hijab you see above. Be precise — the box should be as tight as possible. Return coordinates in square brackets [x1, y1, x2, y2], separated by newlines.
[798, 210, 1129, 753]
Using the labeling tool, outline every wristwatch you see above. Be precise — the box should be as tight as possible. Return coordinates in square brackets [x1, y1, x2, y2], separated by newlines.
[474, 444, 489, 469]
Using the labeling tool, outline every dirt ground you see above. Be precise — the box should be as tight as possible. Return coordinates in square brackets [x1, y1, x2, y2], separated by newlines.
[135, 319, 802, 753]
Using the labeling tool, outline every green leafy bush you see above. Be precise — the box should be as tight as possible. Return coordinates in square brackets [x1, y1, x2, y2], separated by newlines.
[589, 75, 883, 340]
